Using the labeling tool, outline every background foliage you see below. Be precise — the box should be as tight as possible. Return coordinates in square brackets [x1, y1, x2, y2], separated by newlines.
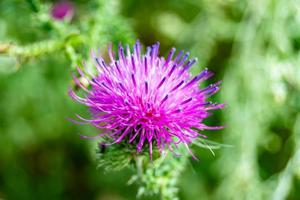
[0, 0, 299, 199]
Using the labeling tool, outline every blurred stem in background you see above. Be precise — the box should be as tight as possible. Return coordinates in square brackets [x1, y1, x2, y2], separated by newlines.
[0, 0, 135, 70]
[214, 0, 300, 199]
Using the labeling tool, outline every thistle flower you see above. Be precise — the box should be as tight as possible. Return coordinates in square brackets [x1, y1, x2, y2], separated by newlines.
[51, 1, 74, 21]
[70, 41, 224, 158]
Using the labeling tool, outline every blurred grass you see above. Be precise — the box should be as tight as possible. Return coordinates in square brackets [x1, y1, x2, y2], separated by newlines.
[0, 0, 299, 199]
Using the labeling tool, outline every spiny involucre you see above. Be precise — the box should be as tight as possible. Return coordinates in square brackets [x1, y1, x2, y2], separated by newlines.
[69, 41, 224, 158]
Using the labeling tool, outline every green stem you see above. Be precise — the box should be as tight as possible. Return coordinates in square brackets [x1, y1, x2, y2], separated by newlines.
[135, 155, 144, 180]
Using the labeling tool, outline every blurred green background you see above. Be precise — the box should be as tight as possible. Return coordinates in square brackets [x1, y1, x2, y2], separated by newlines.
[0, 0, 300, 199]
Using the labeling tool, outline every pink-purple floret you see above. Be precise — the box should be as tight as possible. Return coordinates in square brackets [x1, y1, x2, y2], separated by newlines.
[51, 1, 74, 20]
[69, 41, 224, 158]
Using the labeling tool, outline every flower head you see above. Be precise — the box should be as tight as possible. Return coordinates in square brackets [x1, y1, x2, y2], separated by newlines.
[70, 41, 224, 158]
[51, 1, 74, 21]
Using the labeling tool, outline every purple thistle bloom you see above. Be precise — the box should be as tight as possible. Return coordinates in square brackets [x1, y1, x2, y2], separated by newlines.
[70, 41, 224, 158]
[51, 1, 74, 21]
